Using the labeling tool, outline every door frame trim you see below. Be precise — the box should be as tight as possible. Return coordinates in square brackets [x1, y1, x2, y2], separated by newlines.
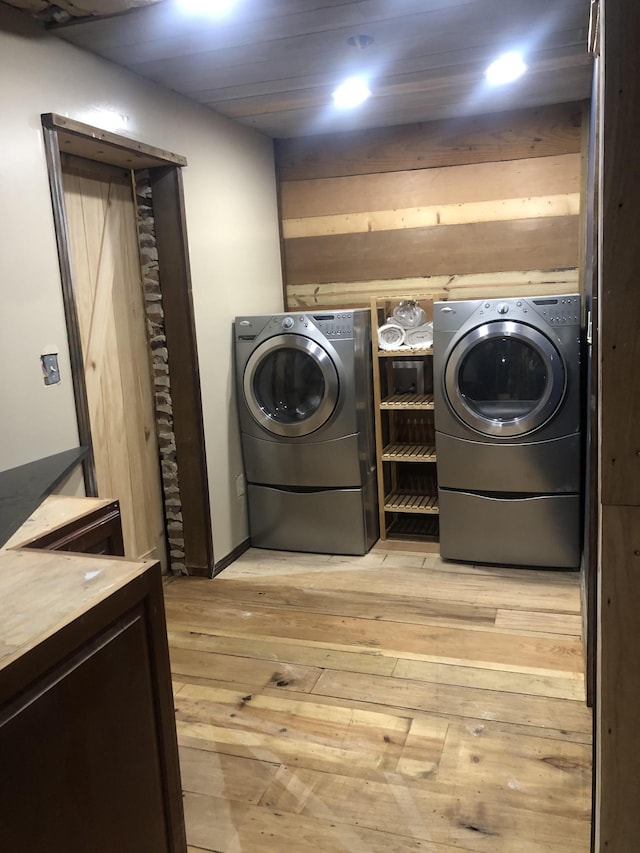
[42, 122, 97, 496]
[41, 114, 215, 577]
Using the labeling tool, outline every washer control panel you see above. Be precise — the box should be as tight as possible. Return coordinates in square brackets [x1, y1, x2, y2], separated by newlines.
[237, 311, 357, 341]
[268, 312, 355, 338]
[313, 311, 354, 339]
[267, 314, 311, 332]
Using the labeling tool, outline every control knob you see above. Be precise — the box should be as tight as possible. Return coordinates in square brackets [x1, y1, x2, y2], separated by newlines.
[281, 316, 294, 330]
[497, 303, 509, 315]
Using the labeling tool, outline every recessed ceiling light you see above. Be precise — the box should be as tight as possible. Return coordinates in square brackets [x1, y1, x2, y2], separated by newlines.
[485, 51, 527, 85]
[347, 34, 374, 50]
[176, 0, 236, 14]
[332, 77, 372, 109]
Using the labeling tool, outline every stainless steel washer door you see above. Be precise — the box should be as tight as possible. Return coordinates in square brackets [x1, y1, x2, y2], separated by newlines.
[444, 320, 566, 437]
[243, 334, 339, 437]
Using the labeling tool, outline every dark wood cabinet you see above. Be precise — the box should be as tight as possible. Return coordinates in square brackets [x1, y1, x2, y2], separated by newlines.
[0, 550, 186, 852]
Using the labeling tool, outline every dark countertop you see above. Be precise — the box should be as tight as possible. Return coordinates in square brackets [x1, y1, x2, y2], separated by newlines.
[0, 448, 88, 548]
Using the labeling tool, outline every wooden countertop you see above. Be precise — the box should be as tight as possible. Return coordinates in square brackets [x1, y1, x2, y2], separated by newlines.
[3, 494, 115, 550]
[0, 495, 155, 674]
[0, 549, 154, 673]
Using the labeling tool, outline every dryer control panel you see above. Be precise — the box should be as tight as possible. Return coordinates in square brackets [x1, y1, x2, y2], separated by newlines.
[458, 295, 581, 328]
[530, 296, 580, 326]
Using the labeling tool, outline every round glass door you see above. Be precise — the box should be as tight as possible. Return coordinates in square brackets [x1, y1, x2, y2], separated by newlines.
[444, 321, 566, 437]
[243, 334, 339, 437]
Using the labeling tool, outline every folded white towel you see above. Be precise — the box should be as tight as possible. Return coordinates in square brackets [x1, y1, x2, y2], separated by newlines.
[378, 323, 406, 350]
[405, 322, 433, 348]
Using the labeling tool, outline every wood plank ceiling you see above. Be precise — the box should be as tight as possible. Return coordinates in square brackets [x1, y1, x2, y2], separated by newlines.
[5, 0, 593, 138]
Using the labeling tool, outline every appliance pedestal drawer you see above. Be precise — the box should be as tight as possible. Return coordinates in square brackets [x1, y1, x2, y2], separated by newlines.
[438, 488, 580, 569]
[248, 481, 376, 556]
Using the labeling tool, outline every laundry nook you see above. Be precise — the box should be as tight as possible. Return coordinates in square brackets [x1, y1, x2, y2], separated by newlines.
[1, 1, 637, 851]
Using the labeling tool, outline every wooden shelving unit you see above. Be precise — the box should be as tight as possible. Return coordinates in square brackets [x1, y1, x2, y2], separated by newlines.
[371, 296, 440, 544]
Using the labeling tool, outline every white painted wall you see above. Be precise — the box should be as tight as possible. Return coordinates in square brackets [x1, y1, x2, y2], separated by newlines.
[0, 5, 284, 562]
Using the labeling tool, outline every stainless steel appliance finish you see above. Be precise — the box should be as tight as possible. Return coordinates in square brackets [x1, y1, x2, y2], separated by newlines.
[234, 309, 378, 555]
[438, 490, 581, 568]
[433, 294, 582, 568]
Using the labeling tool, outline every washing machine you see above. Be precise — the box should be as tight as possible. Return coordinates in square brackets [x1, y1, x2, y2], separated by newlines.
[234, 309, 378, 555]
[433, 294, 582, 568]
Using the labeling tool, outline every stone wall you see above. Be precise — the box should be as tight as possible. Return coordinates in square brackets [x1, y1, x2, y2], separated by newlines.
[135, 171, 187, 575]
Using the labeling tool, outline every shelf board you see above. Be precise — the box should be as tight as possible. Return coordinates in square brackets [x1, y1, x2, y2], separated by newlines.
[385, 515, 440, 541]
[382, 443, 437, 462]
[383, 493, 439, 514]
[380, 393, 434, 410]
[377, 348, 433, 357]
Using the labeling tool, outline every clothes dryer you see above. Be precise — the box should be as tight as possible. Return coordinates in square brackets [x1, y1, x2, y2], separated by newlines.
[234, 309, 378, 555]
[433, 295, 582, 568]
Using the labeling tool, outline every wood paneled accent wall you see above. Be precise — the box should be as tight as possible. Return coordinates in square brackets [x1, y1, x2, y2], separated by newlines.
[276, 103, 584, 310]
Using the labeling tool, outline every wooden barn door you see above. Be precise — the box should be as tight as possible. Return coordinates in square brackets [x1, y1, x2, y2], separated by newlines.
[61, 154, 166, 565]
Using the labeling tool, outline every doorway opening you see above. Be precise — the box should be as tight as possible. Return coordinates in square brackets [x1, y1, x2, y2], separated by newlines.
[42, 113, 214, 577]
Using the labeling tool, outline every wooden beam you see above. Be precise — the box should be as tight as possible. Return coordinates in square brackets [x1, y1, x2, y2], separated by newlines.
[283, 193, 580, 239]
[42, 113, 187, 168]
[280, 153, 582, 220]
[286, 269, 580, 311]
[596, 0, 640, 848]
[284, 216, 579, 286]
[597, 506, 640, 848]
[275, 103, 583, 181]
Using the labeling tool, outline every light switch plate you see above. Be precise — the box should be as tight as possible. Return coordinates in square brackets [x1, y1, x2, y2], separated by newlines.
[41, 353, 60, 386]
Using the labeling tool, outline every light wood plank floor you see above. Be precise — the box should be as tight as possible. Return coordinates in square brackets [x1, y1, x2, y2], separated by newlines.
[164, 545, 592, 852]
